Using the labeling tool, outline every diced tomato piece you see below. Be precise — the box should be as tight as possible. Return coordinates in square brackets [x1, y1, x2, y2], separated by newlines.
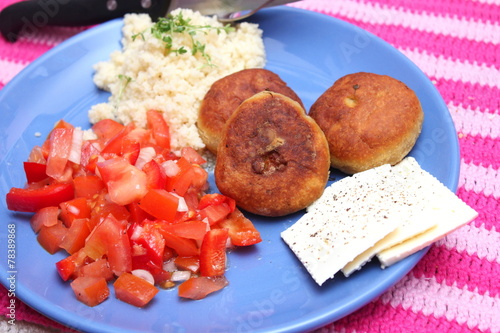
[125, 128, 151, 146]
[74, 175, 105, 199]
[178, 276, 229, 300]
[100, 123, 135, 157]
[190, 165, 209, 191]
[142, 159, 166, 190]
[199, 228, 229, 277]
[23, 162, 47, 183]
[165, 157, 193, 196]
[88, 195, 130, 230]
[37, 220, 68, 254]
[114, 272, 159, 307]
[139, 189, 178, 222]
[27, 145, 47, 164]
[80, 141, 101, 173]
[97, 157, 148, 205]
[180, 147, 206, 165]
[198, 193, 236, 211]
[46, 127, 74, 181]
[52, 119, 75, 131]
[198, 203, 232, 226]
[59, 218, 91, 255]
[127, 202, 154, 224]
[6, 182, 74, 213]
[146, 110, 170, 150]
[30, 206, 59, 233]
[107, 217, 132, 276]
[92, 119, 124, 142]
[55, 248, 89, 281]
[159, 220, 207, 241]
[86, 214, 132, 275]
[70, 276, 110, 307]
[78, 258, 114, 281]
[128, 221, 165, 272]
[175, 256, 200, 273]
[163, 246, 176, 261]
[121, 137, 141, 165]
[215, 208, 262, 246]
[59, 198, 91, 227]
[160, 230, 199, 257]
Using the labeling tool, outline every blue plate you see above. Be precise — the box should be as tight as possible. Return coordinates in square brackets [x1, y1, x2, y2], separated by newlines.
[0, 7, 459, 333]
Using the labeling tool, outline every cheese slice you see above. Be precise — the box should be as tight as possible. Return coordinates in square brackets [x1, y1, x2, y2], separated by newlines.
[376, 160, 478, 267]
[281, 164, 406, 286]
[342, 158, 439, 276]
[281, 157, 478, 285]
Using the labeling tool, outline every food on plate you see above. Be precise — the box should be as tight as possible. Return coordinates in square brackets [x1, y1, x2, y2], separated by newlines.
[281, 157, 477, 286]
[5, 115, 262, 307]
[197, 68, 304, 154]
[309, 72, 424, 174]
[88, 9, 265, 151]
[215, 91, 330, 217]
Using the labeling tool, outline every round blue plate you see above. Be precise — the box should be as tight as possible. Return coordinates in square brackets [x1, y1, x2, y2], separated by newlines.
[0, 7, 459, 333]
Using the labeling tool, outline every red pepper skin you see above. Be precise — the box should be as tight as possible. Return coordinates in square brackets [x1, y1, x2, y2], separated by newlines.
[6, 183, 74, 212]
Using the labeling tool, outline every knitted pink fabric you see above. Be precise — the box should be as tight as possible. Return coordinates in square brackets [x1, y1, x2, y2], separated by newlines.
[1, 0, 498, 332]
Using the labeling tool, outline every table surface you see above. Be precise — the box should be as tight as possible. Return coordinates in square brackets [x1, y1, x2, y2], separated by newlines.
[0, 0, 499, 332]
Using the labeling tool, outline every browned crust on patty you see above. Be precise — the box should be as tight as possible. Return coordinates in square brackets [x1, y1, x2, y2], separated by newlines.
[215, 91, 330, 217]
[197, 68, 304, 154]
[309, 72, 424, 174]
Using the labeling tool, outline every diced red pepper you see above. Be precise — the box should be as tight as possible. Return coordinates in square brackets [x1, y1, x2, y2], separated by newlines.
[160, 230, 199, 257]
[215, 208, 262, 246]
[165, 157, 193, 196]
[139, 189, 178, 222]
[198, 202, 232, 226]
[100, 123, 135, 157]
[199, 228, 229, 277]
[6, 183, 74, 213]
[159, 220, 207, 241]
[146, 110, 170, 150]
[174, 256, 200, 273]
[23, 162, 48, 183]
[142, 159, 166, 190]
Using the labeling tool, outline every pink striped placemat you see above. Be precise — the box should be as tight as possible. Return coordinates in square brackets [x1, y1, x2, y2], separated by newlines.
[1, 0, 499, 332]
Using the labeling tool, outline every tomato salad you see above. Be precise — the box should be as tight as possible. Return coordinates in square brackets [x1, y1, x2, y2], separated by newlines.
[5, 110, 262, 307]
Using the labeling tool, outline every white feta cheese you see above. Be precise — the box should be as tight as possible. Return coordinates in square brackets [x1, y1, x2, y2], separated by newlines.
[281, 164, 403, 286]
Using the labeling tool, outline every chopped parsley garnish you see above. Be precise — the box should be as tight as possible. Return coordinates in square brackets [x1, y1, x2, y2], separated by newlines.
[133, 12, 235, 67]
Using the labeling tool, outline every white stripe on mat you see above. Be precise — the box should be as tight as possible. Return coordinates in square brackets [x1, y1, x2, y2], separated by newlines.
[0, 58, 27, 86]
[292, 0, 500, 44]
[380, 274, 500, 332]
[459, 160, 500, 199]
[448, 103, 500, 139]
[399, 49, 500, 87]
